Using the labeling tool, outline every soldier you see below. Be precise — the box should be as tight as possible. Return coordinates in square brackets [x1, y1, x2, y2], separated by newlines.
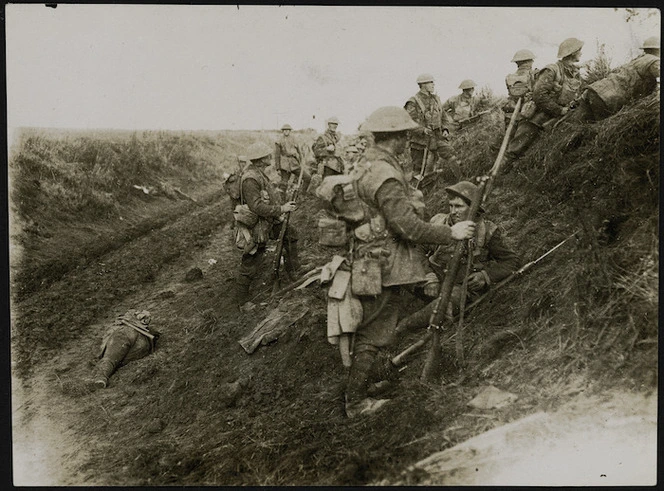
[405, 73, 458, 182]
[312, 117, 344, 177]
[274, 123, 311, 194]
[443, 79, 479, 131]
[92, 309, 160, 389]
[503, 49, 538, 129]
[504, 37, 585, 168]
[397, 181, 520, 333]
[233, 142, 300, 309]
[567, 36, 660, 123]
[355, 135, 368, 155]
[341, 106, 476, 418]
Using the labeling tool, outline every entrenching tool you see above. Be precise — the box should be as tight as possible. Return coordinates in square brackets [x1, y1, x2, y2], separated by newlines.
[420, 97, 523, 382]
[394, 229, 578, 371]
[272, 163, 306, 294]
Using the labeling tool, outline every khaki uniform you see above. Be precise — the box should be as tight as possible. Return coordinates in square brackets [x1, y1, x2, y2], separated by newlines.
[235, 163, 299, 302]
[93, 310, 158, 387]
[405, 90, 457, 179]
[505, 60, 584, 162]
[443, 92, 478, 131]
[345, 146, 457, 404]
[275, 134, 311, 192]
[312, 130, 344, 176]
[504, 65, 538, 127]
[569, 53, 660, 122]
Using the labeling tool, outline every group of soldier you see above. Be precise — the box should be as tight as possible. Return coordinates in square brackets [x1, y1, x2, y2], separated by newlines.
[91, 35, 659, 419]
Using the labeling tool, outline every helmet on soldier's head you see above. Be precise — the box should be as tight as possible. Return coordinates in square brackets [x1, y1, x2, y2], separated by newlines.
[557, 38, 584, 59]
[362, 106, 419, 133]
[281, 124, 292, 131]
[511, 49, 536, 63]
[246, 142, 273, 162]
[445, 180, 485, 212]
[326, 116, 340, 125]
[458, 79, 476, 90]
[417, 73, 435, 84]
[642, 36, 660, 49]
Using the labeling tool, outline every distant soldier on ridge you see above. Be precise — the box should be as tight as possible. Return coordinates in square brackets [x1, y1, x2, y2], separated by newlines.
[312, 117, 344, 177]
[405, 73, 458, 182]
[443, 79, 479, 132]
[274, 123, 311, 194]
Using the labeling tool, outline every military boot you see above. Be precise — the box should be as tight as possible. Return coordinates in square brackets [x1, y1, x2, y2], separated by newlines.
[93, 358, 116, 389]
[345, 349, 390, 419]
[233, 277, 252, 312]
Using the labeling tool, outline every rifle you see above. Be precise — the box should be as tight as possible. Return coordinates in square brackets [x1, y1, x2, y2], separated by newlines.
[457, 106, 499, 127]
[393, 230, 578, 369]
[420, 97, 523, 382]
[272, 164, 306, 294]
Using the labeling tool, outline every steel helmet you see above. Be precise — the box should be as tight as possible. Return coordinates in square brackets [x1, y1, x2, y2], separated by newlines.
[246, 142, 273, 161]
[557, 38, 584, 59]
[445, 180, 484, 211]
[458, 79, 476, 90]
[362, 106, 419, 133]
[511, 49, 536, 63]
[281, 124, 292, 131]
[416, 73, 435, 84]
[642, 36, 660, 49]
[326, 116, 340, 124]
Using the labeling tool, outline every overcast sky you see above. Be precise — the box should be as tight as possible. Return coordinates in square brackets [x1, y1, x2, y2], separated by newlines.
[6, 5, 660, 137]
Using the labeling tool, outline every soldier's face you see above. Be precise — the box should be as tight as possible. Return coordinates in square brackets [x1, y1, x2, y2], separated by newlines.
[328, 123, 338, 132]
[571, 49, 582, 62]
[283, 129, 291, 136]
[464, 88, 475, 97]
[449, 197, 470, 223]
[421, 82, 434, 93]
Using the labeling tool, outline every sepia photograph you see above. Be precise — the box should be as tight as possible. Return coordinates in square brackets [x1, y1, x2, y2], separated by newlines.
[5, 3, 659, 486]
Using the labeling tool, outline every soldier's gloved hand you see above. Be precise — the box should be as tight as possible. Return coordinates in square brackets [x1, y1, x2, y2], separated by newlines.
[280, 201, 298, 213]
[560, 106, 570, 116]
[466, 272, 487, 292]
[326, 144, 335, 152]
[424, 128, 433, 136]
[450, 220, 476, 240]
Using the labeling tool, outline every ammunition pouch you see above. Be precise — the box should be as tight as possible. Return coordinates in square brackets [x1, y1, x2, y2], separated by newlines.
[318, 216, 348, 247]
[351, 256, 383, 296]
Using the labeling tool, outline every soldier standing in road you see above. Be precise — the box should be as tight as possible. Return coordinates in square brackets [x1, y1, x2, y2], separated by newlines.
[567, 36, 660, 123]
[405, 73, 458, 183]
[503, 49, 539, 129]
[443, 79, 479, 132]
[312, 117, 344, 177]
[397, 181, 520, 333]
[504, 37, 585, 169]
[340, 106, 476, 418]
[275, 123, 311, 194]
[233, 142, 301, 310]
